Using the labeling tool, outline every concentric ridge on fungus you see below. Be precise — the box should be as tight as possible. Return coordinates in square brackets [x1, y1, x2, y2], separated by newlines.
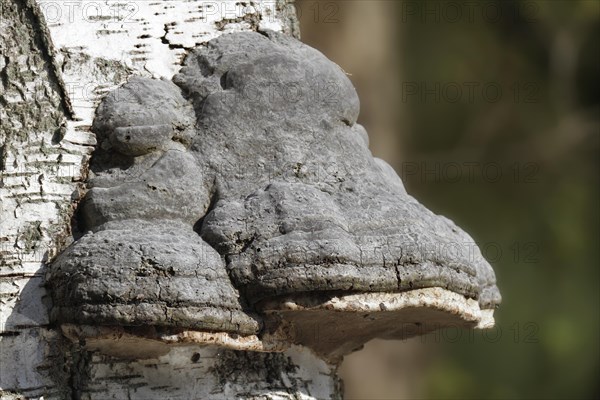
[48, 30, 500, 338]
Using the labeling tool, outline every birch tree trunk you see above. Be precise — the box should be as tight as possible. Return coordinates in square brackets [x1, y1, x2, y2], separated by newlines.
[1, 1, 341, 398]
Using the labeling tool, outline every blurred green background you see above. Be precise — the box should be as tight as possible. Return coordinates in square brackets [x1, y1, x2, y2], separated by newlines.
[297, 0, 599, 398]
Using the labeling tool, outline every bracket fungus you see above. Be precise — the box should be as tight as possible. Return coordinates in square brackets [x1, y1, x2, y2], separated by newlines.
[48, 31, 500, 362]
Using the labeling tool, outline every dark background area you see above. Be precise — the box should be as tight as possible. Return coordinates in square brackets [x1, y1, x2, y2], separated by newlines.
[297, 1, 599, 398]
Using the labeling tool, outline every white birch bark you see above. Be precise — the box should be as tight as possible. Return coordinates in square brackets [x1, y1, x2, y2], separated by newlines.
[1, 1, 340, 398]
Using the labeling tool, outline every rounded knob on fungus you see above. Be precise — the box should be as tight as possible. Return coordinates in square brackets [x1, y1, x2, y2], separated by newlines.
[92, 77, 193, 156]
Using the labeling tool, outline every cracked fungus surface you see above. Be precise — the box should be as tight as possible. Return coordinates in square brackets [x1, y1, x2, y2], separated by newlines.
[48, 31, 501, 334]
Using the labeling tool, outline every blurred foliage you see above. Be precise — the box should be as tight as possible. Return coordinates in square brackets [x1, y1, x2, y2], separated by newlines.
[395, 1, 599, 398]
[300, 0, 598, 398]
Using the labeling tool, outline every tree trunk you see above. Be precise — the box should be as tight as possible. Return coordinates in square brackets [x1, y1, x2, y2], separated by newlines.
[1, 1, 341, 398]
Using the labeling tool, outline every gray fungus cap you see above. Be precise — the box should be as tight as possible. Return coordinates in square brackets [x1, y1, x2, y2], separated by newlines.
[48, 31, 500, 357]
